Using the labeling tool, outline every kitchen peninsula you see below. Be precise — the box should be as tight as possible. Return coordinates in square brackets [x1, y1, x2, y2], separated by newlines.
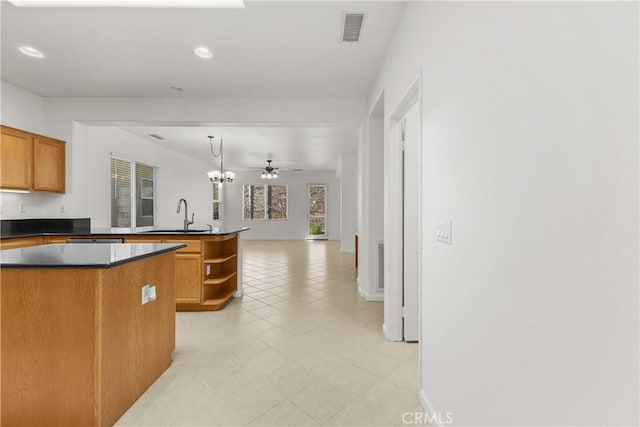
[0, 242, 185, 426]
[0, 219, 250, 311]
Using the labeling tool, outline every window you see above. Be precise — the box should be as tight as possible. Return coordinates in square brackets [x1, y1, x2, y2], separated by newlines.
[212, 183, 221, 221]
[243, 184, 287, 220]
[111, 157, 157, 231]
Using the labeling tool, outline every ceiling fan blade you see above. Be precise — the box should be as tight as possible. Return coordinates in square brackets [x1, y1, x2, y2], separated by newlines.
[246, 166, 294, 171]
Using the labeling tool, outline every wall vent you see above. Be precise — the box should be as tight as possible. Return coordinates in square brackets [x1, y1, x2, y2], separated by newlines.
[147, 134, 165, 141]
[341, 12, 366, 42]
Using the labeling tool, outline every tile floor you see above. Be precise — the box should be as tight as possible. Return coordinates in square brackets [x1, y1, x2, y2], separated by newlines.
[117, 240, 424, 426]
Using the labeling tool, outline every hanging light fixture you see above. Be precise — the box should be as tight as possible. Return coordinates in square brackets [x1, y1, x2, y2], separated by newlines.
[261, 160, 279, 180]
[206, 136, 235, 183]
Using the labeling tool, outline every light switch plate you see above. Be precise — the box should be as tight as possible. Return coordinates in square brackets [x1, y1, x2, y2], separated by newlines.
[437, 220, 452, 244]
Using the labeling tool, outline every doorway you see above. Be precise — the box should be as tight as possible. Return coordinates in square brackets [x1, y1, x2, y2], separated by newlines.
[384, 74, 422, 342]
[307, 184, 328, 240]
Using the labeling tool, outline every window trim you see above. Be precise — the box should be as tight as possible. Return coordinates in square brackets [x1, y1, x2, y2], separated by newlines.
[242, 183, 288, 221]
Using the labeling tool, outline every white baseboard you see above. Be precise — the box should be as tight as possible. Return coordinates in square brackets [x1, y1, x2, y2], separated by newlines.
[358, 286, 384, 301]
[419, 389, 441, 427]
[366, 293, 384, 301]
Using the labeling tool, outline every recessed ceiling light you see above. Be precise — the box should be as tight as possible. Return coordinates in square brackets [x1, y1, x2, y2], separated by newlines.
[194, 46, 213, 59]
[8, 0, 244, 8]
[18, 46, 44, 58]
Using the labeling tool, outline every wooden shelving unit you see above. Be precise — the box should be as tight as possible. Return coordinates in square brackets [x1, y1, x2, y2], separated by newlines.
[124, 232, 241, 312]
[203, 271, 236, 285]
[204, 254, 237, 264]
[201, 234, 238, 311]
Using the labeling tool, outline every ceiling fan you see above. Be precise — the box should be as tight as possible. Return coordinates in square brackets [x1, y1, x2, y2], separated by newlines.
[248, 160, 300, 179]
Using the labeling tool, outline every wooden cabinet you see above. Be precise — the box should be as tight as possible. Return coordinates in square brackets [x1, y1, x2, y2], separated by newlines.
[126, 234, 239, 311]
[4, 233, 241, 312]
[0, 125, 66, 193]
[125, 236, 208, 309]
[162, 238, 203, 308]
[33, 135, 65, 192]
[1, 251, 176, 426]
[44, 236, 70, 244]
[0, 237, 43, 249]
[175, 253, 202, 304]
[0, 126, 32, 191]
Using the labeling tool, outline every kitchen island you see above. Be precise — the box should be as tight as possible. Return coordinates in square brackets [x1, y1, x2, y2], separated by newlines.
[0, 242, 184, 426]
[0, 220, 250, 311]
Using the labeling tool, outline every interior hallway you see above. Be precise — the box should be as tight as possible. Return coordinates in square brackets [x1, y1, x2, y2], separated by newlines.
[117, 240, 421, 426]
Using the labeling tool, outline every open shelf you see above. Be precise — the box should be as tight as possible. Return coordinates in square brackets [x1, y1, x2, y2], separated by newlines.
[201, 289, 235, 311]
[203, 254, 237, 264]
[203, 271, 236, 285]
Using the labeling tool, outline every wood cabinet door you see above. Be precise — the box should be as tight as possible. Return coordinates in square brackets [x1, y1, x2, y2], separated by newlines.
[0, 126, 32, 191]
[175, 253, 202, 304]
[0, 237, 43, 249]
[32, 136, 65, 193]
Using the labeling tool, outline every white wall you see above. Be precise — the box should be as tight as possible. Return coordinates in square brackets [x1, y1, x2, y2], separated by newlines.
[0, 81, 48, 219]
[86, 126, 215, 229]
[338, 152, 357, 252]
[39, 97, 364, 221]
[0, 89, 365, 224]
[223, 170, 340, 240]
[357, 98, 385, 301]
[368, 2, 638, 425]
[1, 81, 44, 134]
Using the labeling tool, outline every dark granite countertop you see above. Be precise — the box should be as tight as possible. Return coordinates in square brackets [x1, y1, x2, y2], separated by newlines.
[0, 243, 187, 269]
[1, 226, 250, 240]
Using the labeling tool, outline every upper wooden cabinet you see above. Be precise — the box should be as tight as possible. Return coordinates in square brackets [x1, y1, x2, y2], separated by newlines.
[0, 126, 32, 191]
[1, 125, 66, 193]
[33, 135, 66, 192]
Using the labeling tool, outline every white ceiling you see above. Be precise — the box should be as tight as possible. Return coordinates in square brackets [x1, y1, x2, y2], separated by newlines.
[1, 1, 403, 171]
[1, 1, 406, 98]
[121, 124, 357, 171]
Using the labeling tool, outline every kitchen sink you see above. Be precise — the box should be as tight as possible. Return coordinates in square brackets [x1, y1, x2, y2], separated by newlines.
[143, 229, 209, 233]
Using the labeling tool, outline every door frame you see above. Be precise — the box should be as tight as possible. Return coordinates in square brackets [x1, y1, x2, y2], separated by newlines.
[384, 71, 423, 343]
[306, 183, 328, 240]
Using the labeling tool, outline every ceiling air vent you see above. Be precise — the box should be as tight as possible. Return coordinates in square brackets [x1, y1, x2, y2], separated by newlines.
[341, 12, 366, 43]
[147, 134, 165, 141]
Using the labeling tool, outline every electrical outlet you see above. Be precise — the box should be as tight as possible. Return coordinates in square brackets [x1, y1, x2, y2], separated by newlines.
[59, 204, 66, 213]
[18, 203, 26, 214]
[141, 284, 157, 304]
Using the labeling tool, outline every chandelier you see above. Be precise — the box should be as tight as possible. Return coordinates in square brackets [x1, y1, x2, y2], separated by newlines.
[261, 160, 279, 180]
[206, 136, 235, 183]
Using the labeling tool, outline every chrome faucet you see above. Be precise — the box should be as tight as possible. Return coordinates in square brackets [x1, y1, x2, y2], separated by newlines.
[176, 198, 194, 232]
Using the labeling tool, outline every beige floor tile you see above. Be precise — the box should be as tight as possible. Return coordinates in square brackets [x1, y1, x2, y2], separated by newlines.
[384, 357, 420, 394]
[222, 379, 287, 424]
[325, 398, 399, 426]
[116, 240, 419, 426]
[289, 380, 354, 424]
[248, 400, 319, 426]
[242, 299, 270, 311]
[239, 348, 290, 377]
[264, 362, 321, 397]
